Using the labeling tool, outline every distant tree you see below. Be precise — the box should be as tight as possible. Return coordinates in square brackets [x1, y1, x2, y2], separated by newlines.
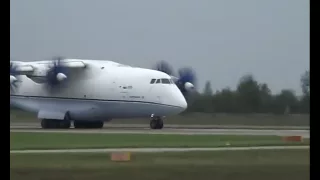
[300, 70, 310, 96]
[299, 70, 310, 113]
[212, 87, 239, 113]
[259, 83, 273, 113]
[203, 81, 213, 96]
[182, 71, 309, 114]
[236, 74, 261, 113]
[272, 89, 299, 114]
[299, 95, 310, 113]
[187, 93, 213, 113]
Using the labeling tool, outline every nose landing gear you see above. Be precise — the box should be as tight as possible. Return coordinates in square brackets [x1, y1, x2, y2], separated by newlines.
[150, 115, 164, 129]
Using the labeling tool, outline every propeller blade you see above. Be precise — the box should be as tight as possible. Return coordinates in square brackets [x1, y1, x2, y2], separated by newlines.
[178, 67, 196, 86]
[10, 62, 22, 93]
[154, 60, 174, 76]
[151, 61, 198, 103]
[45, 56, 69, 92]
[10, 62, 18, 76]
[10, 75, 17, 84]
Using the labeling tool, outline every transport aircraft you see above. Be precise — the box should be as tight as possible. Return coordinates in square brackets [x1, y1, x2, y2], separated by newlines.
[10, 57, 197, 129]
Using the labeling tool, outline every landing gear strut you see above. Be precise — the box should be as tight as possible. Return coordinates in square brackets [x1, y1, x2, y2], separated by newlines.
[150, 116, 164, 129]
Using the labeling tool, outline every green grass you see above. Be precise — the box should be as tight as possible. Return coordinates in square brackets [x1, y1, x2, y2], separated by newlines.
[10, 149, 310, 180]
[10, 132, 309, 150]
[10, 109, 310, 126]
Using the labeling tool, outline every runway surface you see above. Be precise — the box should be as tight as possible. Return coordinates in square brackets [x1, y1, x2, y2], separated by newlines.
[10, 145, 309, 154]
[10, 122, 309, 130]
[10, 122, 310, 154]
[10, 123, 310, 138]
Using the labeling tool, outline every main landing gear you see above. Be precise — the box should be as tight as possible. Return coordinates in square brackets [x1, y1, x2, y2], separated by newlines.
[41, 119, 71, 129]
[41, 119, 104, 129]
[150, 116, 164, 129]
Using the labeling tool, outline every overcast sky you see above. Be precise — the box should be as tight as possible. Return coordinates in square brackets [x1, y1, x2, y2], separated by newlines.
[10, 0, 309, 95]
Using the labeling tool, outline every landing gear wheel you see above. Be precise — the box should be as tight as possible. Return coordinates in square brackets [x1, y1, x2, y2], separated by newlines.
[40, 112, 71, 129]
[59, 121, 71, 129]
[73, 121, 84, 129]
[41, 119, 50, 129]
[157, 120, 164, 129]
[150, 118, 164, 130]
[150, 120, 158, 129]
[41, 119, 57, 129]
[41, 119, 71, 129]
[94, 121, 104, 128]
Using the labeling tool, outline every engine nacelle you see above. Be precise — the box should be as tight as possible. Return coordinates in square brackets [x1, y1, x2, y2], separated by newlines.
[25, 64, 50, 84]
[25, 65, 68, 84]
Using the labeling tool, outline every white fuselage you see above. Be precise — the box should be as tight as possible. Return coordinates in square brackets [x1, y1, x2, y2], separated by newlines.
[10, 59, 188, 121]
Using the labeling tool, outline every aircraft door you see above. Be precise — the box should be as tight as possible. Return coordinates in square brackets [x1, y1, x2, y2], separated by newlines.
[120, 84, 134, 100]
[114, 76, 130, 100]
[120, 86, 129, 100]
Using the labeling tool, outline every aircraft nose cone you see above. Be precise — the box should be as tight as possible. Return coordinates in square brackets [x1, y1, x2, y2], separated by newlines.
[179, 96, 188, 110]
[174, 89, 188, 110]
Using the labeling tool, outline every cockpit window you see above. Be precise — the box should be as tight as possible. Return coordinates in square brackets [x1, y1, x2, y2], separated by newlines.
[161, 78, 171, 84]
[150, 79, 156, 84]
[155, 79, 161, 84]
[169, 79, 175, 84]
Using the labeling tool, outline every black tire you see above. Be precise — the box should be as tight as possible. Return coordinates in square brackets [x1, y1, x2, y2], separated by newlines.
[74, 121, 84, 129]
[157, 120, 164, 129]
[41, 119, 55, 129]
[40, 112, 71, 129]
[59, 121, 71, 129]
[94, 121, 104, 128]
[150, 120, 158, 129]
[41, 119, 49, 129]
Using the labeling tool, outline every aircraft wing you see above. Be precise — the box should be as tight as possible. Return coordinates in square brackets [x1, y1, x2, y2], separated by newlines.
[32, 60, 86, 69]
[11, 60, 86, 73]
[10, 61, 35, 75]
[39, 60, 86, 69]
[11, 60, 87, 84]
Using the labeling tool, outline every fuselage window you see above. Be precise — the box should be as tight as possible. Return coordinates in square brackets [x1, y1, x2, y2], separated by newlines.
[156, 79, 161, 84]
[150, 79, 156, 84]
[161, 78, 171, 84]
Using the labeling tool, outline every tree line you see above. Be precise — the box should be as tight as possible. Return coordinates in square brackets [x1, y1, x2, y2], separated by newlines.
[187, 70, 310, 114]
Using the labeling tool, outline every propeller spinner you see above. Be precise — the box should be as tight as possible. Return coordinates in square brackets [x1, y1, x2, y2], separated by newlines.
[45, 56, 68, 91]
